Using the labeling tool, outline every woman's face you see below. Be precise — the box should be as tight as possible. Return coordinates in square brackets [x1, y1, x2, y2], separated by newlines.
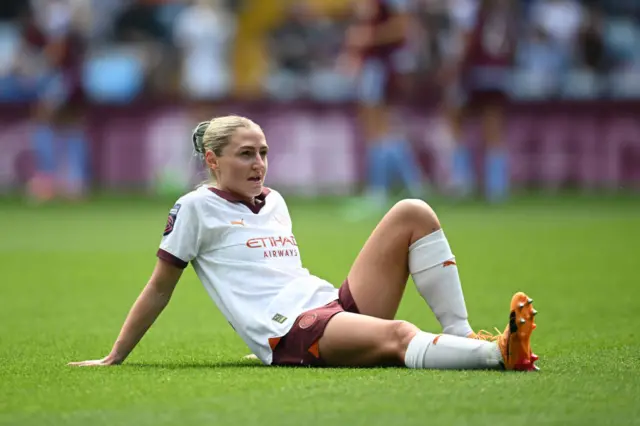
[208, 126, 269, 201]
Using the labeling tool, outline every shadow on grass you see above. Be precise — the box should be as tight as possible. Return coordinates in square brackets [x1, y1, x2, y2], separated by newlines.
[121, 361, 265, 370]
[120, 361, 412, 371]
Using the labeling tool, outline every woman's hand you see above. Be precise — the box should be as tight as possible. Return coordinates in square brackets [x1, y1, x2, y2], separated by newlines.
[68, 259, 183, 368]
[68, 355, 122, 367]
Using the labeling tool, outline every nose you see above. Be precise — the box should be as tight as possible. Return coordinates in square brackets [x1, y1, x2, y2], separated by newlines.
[253, 152, 265, 169]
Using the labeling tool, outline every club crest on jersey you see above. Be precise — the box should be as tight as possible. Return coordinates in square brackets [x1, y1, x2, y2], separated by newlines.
[163, 203, 181, 236]
[298, 313, 318, 330]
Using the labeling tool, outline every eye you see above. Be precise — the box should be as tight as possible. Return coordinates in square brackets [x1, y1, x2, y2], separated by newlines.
[241, 151, 252, 157]
[260, 150, 268, 158]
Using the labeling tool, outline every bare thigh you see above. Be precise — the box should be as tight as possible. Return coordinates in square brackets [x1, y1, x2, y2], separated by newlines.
[318, 312, 419, 367]
[347, 200, 440, 319]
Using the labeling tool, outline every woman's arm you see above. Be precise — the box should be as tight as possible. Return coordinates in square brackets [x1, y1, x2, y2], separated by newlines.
[69, 259, 183, 366]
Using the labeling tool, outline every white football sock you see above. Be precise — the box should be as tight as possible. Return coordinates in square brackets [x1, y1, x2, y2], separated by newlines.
[404, 331, 503, 370]
[409, 229, 473, 337]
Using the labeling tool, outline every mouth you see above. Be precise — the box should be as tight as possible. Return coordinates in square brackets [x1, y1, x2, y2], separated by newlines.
[248, 176, 262, 183]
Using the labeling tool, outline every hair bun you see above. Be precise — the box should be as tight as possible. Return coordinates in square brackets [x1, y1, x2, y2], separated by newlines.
[192, 121, 210, 155]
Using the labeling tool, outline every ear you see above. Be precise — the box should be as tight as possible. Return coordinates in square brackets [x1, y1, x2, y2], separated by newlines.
[205, 151, 217, 170]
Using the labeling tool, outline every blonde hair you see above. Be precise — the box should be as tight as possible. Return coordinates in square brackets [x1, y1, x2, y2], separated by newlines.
[192, 115, 259, 181]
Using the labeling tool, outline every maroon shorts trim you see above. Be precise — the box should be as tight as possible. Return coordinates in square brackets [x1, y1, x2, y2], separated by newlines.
[271, 279, 360, 367]
[338, 279, 360, 315]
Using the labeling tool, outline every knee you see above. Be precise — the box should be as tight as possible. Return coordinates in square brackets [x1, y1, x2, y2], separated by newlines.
[391, 199, 441, 235]
[383, 320, 420, 364]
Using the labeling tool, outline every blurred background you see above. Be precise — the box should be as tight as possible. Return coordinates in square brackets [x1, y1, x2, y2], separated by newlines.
[0, 0, 639, 205]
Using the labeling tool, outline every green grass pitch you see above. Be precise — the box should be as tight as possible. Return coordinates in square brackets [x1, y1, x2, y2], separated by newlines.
[1, 194, 639, 425]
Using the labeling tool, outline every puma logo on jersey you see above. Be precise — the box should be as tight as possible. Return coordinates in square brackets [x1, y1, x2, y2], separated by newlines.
[272, 313, 288, 324]
[231, 219, 245, 226]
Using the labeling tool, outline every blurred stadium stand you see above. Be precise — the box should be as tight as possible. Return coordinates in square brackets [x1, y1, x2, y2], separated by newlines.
[1, 0, 635, 105]
[0, 0, 639, 196]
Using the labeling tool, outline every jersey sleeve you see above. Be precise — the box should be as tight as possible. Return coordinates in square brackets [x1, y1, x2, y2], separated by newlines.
[156, 199, 199, 269]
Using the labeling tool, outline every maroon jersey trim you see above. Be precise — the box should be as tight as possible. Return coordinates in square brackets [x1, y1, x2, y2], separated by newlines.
[208, 187, 272, 214]
[157, 249, 188, 269]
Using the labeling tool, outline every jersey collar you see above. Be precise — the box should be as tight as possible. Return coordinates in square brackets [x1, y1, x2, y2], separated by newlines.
[209, 187, 271, 214]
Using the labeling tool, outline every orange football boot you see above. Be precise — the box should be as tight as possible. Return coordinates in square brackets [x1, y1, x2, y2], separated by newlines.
[497, 292, 539, 371]
[468, 330, 500, 342]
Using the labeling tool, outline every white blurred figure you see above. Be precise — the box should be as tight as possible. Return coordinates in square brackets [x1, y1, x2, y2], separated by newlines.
[512, 25, 566, 100]
[264, 2, 316, 101]
[173, 0, 235, 100]
[530, 0, 584, 53]
[0, 20, 20, 79]
[531, 0, 601, 99]
[438, 0, 519, 202]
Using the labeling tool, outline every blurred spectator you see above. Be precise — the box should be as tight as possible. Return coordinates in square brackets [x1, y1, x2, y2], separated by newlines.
[0, 0, 29, 22]
[264, 3, 309, 100]
[80, 0, 130, 43]
[17, 0, 90, 201]
[114, 0, 166, 43]
[173, 0, 236, 100]
[82, 0, 149, 103]
[0, 7, 22, 96]
[265, 2, 352, 102]
[413, 0, 452, 77]
[513, 25, 565, 99]
[0, 0, 638, 105]
[440, 0, 519, 202]
[577, 4, 607, 72]
[530, 0, 584, 52]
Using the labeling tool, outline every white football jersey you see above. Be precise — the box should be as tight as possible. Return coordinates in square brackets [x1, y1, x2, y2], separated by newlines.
[157, 186, 339, 364]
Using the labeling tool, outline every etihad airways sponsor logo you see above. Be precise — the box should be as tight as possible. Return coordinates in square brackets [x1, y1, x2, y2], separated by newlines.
[246, 235, 299, 259]
[246, 236, 298, 249]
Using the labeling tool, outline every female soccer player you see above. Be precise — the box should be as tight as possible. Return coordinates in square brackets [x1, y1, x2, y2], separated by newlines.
[440, 0, 517, 202]
[340, 0, 426, 218]
[21, 1, 89, 202]
[69, 115, 539, 371]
